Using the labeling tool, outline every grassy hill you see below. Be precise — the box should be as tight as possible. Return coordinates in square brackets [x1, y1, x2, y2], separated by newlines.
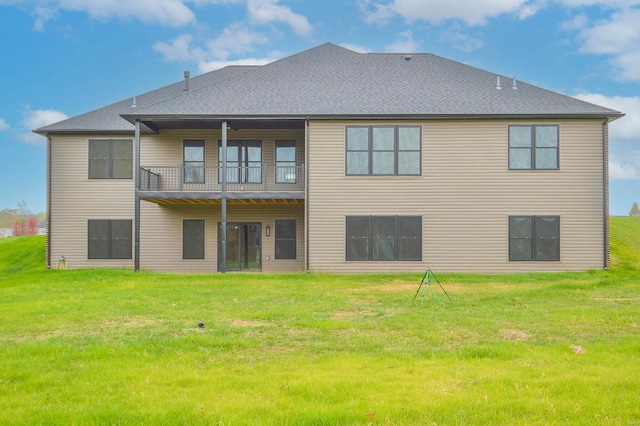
[610, 216, 640, 270]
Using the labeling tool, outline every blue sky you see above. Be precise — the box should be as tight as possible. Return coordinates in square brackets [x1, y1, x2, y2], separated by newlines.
[0, 0, 638, 215]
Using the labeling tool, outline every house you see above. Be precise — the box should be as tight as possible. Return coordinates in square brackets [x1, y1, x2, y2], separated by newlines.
[35, 43, 623, 273]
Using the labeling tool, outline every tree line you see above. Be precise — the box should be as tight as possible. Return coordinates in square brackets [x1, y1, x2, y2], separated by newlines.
[0, 201, 46, 236]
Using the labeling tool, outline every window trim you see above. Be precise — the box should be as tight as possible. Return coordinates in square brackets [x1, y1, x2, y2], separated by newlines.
[345, 215, 422, 261]
[508, 215, 560, 261]
[274, 219, 297, 260]
[508, 125, 559, 170]
[345, 125, 422, 176]
[88, 139, 133, 179]
[183, 219, 205, 260]
[87, 219, 132, 259]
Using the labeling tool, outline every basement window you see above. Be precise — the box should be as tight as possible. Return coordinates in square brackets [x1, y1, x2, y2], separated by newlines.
[509, 216, 560, 261]
[346, 215, 422, 261]
[88, 219, 132, 259]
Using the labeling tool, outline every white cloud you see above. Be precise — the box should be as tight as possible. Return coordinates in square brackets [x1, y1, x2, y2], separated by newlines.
[20, 108, 68, 144]
[564, 8, 640, 81]
[361, 0, 640, 28]
[363, 0, 530, 26]
[153, 26, 278, 73]
[5, 0, 196, 28]
[154, 34, 202, 62]
[340, 43, 372, 53]
[385, 30, 420, 52]
[247, 0, 312, 36]
[574, 93, 640, 141]
[0, 118, 9, 131]
[205, 24, 270, 60]
[575, 93, 640, 181]
[440, 23, 485, 51]
[610, 157, 639, 180]
[32, 5, 57, 31]
[198, 56, 274, 73]
[560, 12, 588, 31]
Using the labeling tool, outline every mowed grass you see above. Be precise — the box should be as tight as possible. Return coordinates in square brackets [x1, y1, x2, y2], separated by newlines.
[1, 218, 639, 425]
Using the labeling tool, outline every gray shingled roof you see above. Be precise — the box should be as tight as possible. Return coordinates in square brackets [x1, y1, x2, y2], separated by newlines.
[37, 43, 622, 133]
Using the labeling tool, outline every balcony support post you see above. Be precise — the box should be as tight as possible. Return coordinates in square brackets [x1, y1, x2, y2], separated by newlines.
[134, 119, 141, 272]
[220, 120, 228, 273]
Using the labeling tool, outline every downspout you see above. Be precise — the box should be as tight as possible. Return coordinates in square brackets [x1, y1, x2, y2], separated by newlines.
[304, 118, 310, 272]
[46, 134, 52, 268]
[603, 118, 611, 270]
[221, 121, 227, 273]
[134, 119, 141, 272]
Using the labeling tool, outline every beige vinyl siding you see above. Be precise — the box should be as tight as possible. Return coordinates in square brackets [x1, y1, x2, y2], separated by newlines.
[307, 119, 606, 273]
[139, 202, 305, 273]
[49, 134, 135, 269]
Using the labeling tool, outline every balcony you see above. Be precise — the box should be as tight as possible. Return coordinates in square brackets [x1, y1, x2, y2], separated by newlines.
[138, 165, 305, 204]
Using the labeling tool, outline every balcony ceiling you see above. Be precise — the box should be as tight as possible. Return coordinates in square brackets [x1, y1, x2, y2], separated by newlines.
[140, 118, 305, 134]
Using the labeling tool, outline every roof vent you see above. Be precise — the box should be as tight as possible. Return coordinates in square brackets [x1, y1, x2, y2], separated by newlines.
[183, 71, 190, 91]
[404, 54, 412, 61]
[131, 96, 137, 108]
[496, 76, 501, 90]
[512, 77, 517, 90]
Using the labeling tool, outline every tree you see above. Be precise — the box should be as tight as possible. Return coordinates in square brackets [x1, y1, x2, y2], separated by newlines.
[17, 200, 30, 219]
[13, 220, 24, 237]
[630, 202, 640, 217]
[26, 216, 39, 235]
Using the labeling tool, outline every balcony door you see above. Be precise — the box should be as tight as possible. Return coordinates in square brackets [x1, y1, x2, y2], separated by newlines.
[219, 141, 262, 184]
[218, 223, 262, 271]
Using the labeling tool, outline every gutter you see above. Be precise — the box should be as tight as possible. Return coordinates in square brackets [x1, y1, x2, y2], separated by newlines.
[305, 118, 310, 273]
[603, 118, 611, 270]
[46, 134, 52, 268]
[119, 112, 625, 125]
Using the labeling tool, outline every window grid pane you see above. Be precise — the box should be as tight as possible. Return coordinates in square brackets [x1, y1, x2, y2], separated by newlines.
[509, 125, 558, 170]
[276, 141, 297, 184]
[346, 216, 421, 261]
[183, 220, 205, 259]
[275, 220, 296, 260]
[88, 219, 132, 259]
[89, 140, 132, 179]
[346, 216, 370, 260]
[347, 126, 421, 176]
[509, 216, 559, 261]
[184, 141, 205, 184]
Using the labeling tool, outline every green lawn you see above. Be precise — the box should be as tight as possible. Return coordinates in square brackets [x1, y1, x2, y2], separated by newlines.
[1, 217, 639, 425]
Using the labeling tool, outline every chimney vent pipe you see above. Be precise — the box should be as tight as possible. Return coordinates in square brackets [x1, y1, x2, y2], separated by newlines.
[183, 71, 190, 91]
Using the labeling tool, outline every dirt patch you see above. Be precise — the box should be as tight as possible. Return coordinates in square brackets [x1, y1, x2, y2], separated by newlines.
[330, 310, 359, 319]
[104, 318, 159, 328]
[228, 319, 270, 328]
[502, 329, 533, 341]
